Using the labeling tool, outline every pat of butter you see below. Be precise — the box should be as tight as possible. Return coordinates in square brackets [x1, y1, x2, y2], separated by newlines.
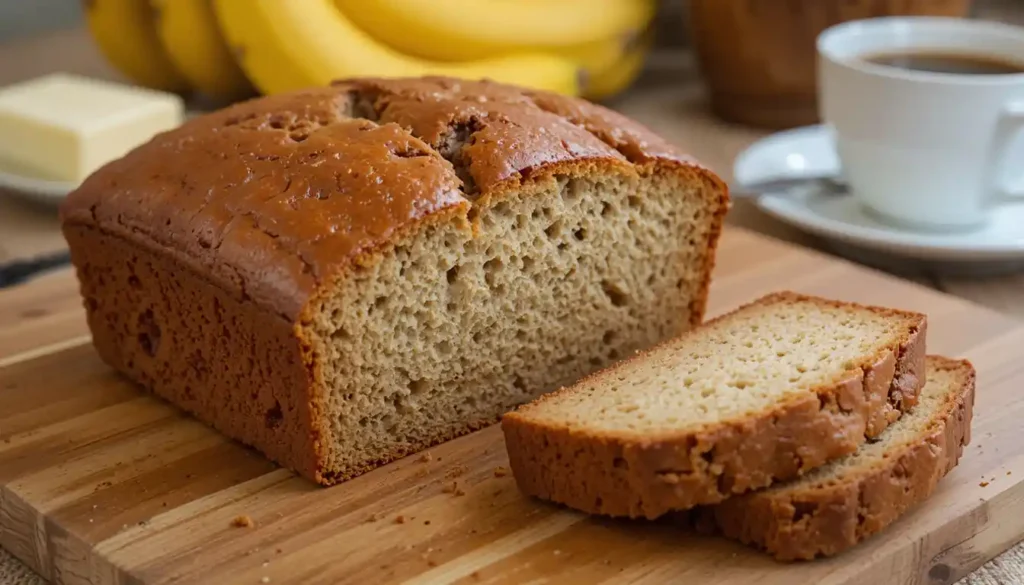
[0, 73, 184, 183]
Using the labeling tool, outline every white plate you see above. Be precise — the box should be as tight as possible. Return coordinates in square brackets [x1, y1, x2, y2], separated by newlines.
[734, 125, 1024, 274]
[0, 163, 76, 206]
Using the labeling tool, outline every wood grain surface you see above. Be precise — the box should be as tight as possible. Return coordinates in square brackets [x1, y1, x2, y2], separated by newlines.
[1, 227, 1023, 585]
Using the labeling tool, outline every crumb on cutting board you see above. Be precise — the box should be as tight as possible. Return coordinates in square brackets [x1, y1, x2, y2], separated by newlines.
[395, 515, 407, 524]
[419, 452, 432, 463]
[493, 466, 509, 478]
[445, 465, 468, 479]
[231, 515, 255, 528]
[442, 480, 467, 496]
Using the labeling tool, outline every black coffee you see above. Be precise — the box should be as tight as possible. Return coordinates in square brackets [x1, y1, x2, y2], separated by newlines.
[864, 51, 1024, 75]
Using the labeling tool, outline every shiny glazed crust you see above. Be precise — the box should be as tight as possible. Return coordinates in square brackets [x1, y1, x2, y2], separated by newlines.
[501, 292, 927, 519]
[703, 356, 975, 561]
[59, 77, 729, 484]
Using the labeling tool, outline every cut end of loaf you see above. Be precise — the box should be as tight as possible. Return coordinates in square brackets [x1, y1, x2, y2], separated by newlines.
[501, 292, 927, 518]
[305, 166, 725, 484]
[705, 355, 975, 561]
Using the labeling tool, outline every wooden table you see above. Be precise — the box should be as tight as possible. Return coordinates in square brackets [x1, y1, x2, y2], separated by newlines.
[0, 21, 1022, 585]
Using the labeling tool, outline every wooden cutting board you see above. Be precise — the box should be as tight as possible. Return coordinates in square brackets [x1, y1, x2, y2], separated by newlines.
[2, 227, 1024, 585]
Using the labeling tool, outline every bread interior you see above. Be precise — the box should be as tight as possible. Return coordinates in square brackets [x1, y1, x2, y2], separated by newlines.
[306, 170, 718, 479]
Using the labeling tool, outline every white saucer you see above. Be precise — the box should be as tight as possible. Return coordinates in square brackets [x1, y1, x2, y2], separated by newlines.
[0, 162, 75, 206]
[734, 125, 1024, 276]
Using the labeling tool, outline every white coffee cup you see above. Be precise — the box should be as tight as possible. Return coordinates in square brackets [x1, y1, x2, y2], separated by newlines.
[817, 17, 1024, 231]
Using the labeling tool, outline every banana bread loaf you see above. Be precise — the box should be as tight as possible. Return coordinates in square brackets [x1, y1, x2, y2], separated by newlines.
[59, 76, 729, 485]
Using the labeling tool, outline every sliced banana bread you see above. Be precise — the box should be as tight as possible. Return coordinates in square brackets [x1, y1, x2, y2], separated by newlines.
[59, 76, 728, 485]
[501, 292, 926, 519]
[702, 355, 974, 560]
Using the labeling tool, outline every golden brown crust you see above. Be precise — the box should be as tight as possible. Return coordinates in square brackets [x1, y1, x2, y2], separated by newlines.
[703, 356, 975, 561]
[59, 76, 728, 486]
[59, 87, 467, 321]
[60, 76, 726, 322]
[501, 292, 927, 519]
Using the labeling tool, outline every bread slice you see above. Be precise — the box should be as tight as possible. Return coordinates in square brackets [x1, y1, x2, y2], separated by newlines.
[700, 355, 974, 560]
[501, 292, 926, 519]
[59, 76, 729, 485]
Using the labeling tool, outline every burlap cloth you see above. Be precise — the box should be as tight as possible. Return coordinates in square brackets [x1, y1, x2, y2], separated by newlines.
[2, 538, 1022, 583]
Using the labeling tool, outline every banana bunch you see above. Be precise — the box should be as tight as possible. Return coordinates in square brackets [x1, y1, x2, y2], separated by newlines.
[334, 0, 656, 100]
[82, 0, 656, 102]
[83, 0, 252, 103]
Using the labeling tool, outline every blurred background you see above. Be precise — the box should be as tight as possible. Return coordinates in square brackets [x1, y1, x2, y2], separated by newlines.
[0, 0, 82, 41]
[0, 0, 1016, 124]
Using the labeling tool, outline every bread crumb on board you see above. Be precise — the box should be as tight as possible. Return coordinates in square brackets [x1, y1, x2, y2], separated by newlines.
[980, 481, 990, 487]
[493, 466, 510, 478]
[441, 480, 467, 496]
[419, 452, 432, 463]
[395, 515, 407, 524]
[445, 465, 468, 480]
[231, 515, 255, 528]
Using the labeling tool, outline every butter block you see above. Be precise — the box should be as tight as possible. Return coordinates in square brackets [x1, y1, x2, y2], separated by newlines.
[0, 73, 184, 183]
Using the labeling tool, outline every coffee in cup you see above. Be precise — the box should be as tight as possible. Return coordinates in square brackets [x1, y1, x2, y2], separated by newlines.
[863, 51, 1024, 75]
[817, 17, 1024, 230]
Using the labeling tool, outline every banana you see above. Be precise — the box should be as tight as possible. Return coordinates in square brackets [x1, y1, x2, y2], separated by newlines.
[583, 35, 651, 102]
[150, 0, 254, 103]
[213, 0, 582, 97]
[81, 0, 191, 93]
[335, 0, 656, 63]
[561, 36, 632, 84]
